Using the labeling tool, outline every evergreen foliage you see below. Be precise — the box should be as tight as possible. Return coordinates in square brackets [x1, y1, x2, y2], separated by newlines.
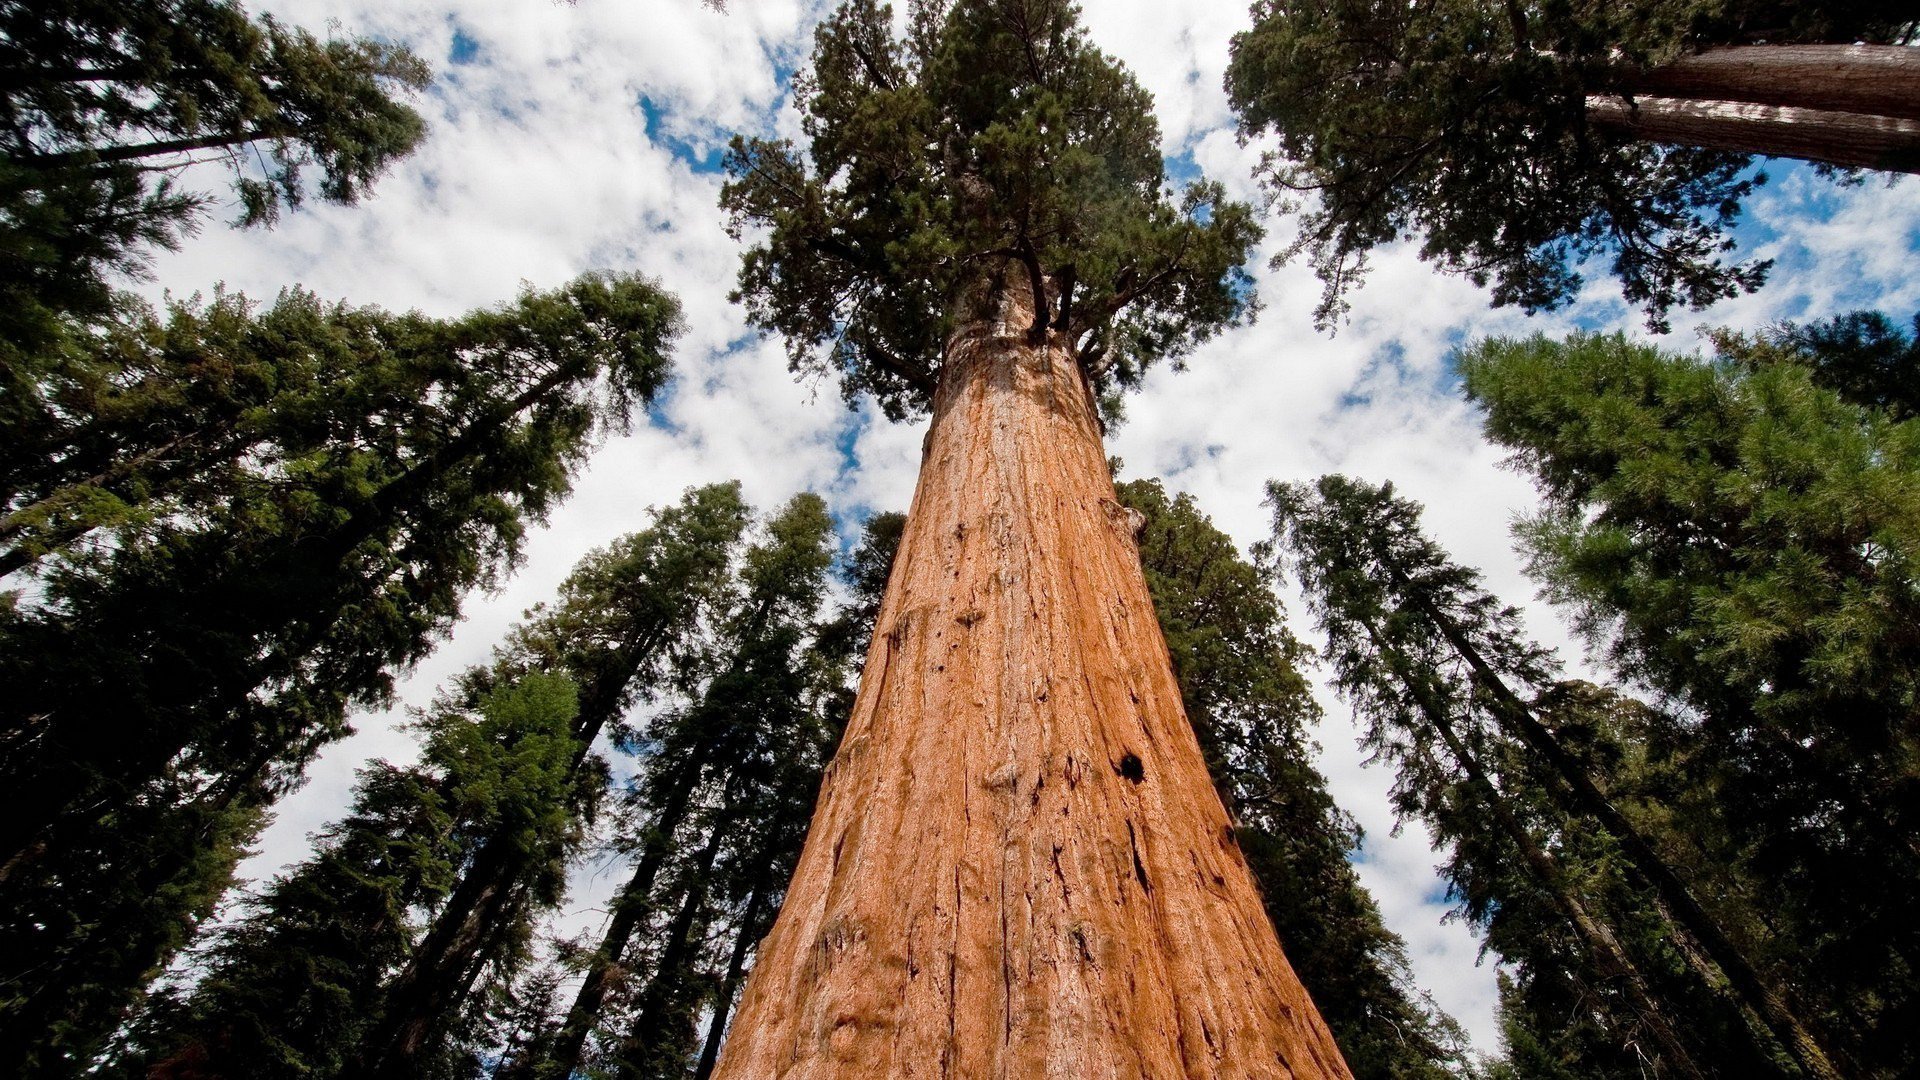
[1226, 1, 1915, 329]
[117, 674, 579, 1079]
[1459, 328, 1920, 1075]
[356, 482, 752, 1078]
[720, 0, 1260, 421]
[0, 0, 429, 349]
[529, 494, 879, 1080]
[111, 484, 756, 1079]
[0, 273, 680, 1073]
[1270, 475, 1793, 1078]
[1753, 309, 1920, 420]
[1116, 477, 1470, 1079]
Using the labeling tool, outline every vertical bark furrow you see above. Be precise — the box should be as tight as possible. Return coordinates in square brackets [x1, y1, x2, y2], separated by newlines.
[713, 281, 1350, 1079]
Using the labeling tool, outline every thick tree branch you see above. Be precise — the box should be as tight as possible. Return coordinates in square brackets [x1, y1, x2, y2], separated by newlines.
[1587, 94, 1920, 173]
[1015, 237, 1049, 343]
[1625, 44, 1920, 121]
[12, 127, 289, 171]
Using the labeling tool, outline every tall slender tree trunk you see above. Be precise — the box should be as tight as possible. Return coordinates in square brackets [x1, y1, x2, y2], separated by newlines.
[615, 818, 729, 1075]
[531, 752, 712, 1080]
[1401, 587, 1848, 1080]
[711, 275, 1350, 1079]
[359, 856, 519, 1078]
[1587, 44, 1920, 173]
[694, 881, 770, 1080]
[1375, 628, 1707, 1080]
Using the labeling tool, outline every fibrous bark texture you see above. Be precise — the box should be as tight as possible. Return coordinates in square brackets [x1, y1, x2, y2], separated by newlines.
[713, 283, 1351, 1079]
[1632, 45, 1920, 121]
[1586, 95, 1920, 173]
[1589, 43, 1920, 174]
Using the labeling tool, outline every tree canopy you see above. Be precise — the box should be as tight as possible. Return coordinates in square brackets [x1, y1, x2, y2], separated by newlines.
[0, 0, 430, 347]
[1271, 474, 1827, 1078]
[0, 272, 681, 1074]
[1226, 1, 1917, 329]
[118, 673, 581, 1080]
[720, 0, 1261, 420]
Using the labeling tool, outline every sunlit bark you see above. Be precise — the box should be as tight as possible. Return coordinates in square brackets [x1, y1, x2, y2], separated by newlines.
[713, 272, 1351, 1079]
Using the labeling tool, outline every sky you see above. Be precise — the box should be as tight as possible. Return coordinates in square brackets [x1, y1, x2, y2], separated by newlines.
[135, 0, 1920, 1059]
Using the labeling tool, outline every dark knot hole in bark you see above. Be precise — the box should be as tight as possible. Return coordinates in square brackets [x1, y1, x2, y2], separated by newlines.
[1116, 753, 1145, 784]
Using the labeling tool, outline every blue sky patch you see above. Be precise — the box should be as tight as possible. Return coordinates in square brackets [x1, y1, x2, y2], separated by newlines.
[448, 27, 482, 65]
[641, 96, 728, 174]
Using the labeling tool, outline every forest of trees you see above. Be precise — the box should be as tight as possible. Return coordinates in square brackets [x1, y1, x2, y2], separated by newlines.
[2, 0, 1915, 1077]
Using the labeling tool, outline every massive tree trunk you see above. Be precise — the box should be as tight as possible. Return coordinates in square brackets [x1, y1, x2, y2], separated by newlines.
[1587, 44, 1920, 173]
[711, 274, 1350, 1079]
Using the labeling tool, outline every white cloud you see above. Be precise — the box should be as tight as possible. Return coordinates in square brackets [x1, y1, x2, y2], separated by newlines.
[130, 0, 1919, 1062]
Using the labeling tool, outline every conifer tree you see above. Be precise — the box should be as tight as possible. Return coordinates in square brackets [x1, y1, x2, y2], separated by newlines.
[1271, 474, 1849, 1079]
[113, 673, 580, 1080]
[0, 0, 429, 352]
[688, 510, 905, 1080]
[1116, 478, 1469, 1080]
[355, 483, 752, 1078]
[1459, 328, 1920, 1076]
[1226, 1, 1919, 329]
[1748, 309, 1920, 420]
[110, 485, 751, 1079]
[715, 2, 1347, 1072]
[0, 273, 681, 1071]
[528, 493, 840, 1080]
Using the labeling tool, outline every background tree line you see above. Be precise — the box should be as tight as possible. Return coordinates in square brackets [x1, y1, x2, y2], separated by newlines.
[1271, 308, 1920, 1079]
[46, 475, 1467, 1080]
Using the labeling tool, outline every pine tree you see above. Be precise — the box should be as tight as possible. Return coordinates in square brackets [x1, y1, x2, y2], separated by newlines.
[1747, 309, 1920, 420]
[1458, 328, 1920, 1075]
[714, 0, 1347, 1073]
[1116, 477, 1470, 1079]
[111, 484, 753, 1079]
[527, 493, 841, 1080]
[1226, 1, 1918, 329]
[688, 510, 905, 1080]
[0, 273, 681, 1072]
[115, 674, 579, 1080]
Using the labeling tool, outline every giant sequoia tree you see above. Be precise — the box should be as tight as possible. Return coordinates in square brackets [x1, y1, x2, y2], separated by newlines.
[713, 1, 1348, 1074]
[1226, 1, 1920, 328]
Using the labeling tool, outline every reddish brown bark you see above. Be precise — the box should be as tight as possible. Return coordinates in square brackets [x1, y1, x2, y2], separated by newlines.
[1588, 43, 1920, 173]
[1632, 45, 1920, 121]
[1587, 95, 1920, 173]
[712, 277, 1351, 1079]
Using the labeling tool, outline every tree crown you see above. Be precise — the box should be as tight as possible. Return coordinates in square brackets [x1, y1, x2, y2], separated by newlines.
[721, 0, 1261, 420]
